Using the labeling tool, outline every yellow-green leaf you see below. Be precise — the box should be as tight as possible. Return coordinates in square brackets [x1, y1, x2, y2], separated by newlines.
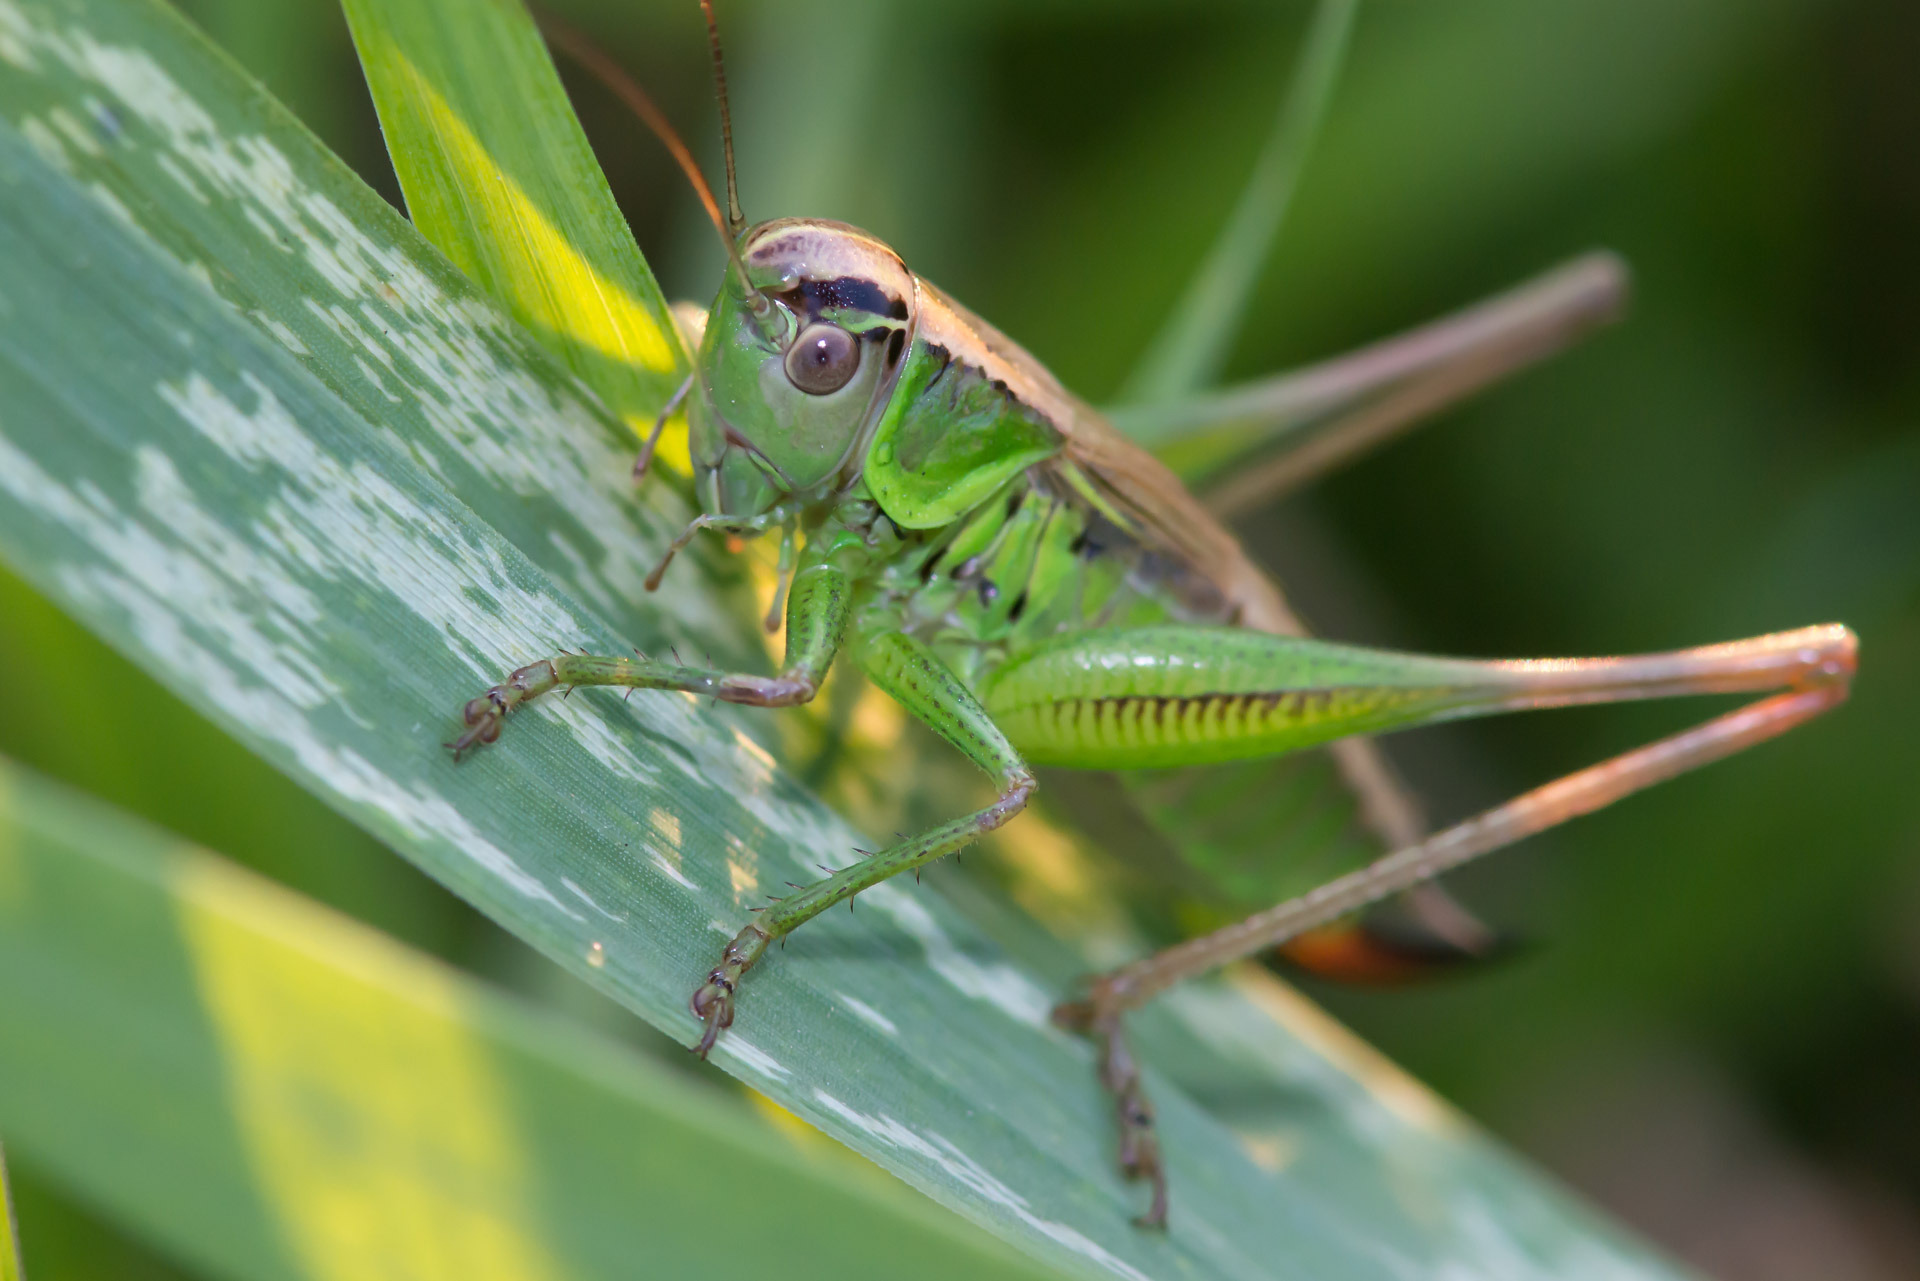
[341, 0, 693, 465]
[0, 753, 1060, 1281]
[0, 1143, 20, 1281]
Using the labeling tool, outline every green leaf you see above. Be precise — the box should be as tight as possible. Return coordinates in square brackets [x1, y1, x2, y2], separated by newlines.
[0, 1142, 20, 1281]
[339, 0, 691, 460]
[0, 0, 1688, 1276]
[0, 752, 1056, 1281]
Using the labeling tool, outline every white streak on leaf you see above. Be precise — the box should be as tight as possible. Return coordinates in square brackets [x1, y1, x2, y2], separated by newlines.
[249, 312, 311, 357]
[649, 852, 695, 892]
[46, 104, 99, 156]
[0, 9, 736, 659]
[0, 10, 853, 884]
[152, 150, 207, 204]
[0, 3, 36, 68]
[155, 372, 660, 792]
[812, 1092, 1150, 1281]
[0, 418, 579, 923]
[716, 1037, 788, 1083]
[560, 883, 625, 921]
[560, 876, 626, 923]
[836, 993, 897, 1037]
[18, 114, 67, 171]
[350, 355, 395, 401]
[86, 180, 136, 228]
[862, 887, 1052, 1029]
[544, 529, 615, 616]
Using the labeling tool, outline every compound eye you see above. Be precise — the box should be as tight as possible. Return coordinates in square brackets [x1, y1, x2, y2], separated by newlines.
[784, 322, 861, 395]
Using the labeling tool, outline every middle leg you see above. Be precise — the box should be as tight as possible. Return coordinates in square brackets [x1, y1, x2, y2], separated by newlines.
[690, 631, 1037, 1053]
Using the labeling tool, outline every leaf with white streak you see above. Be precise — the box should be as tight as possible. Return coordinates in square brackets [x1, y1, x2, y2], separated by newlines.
[0, 0, 1691, 1277]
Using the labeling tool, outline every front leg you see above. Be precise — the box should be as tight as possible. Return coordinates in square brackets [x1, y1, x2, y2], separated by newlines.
[691, 631, 1036, 1054]
[447, 558, 850, 757]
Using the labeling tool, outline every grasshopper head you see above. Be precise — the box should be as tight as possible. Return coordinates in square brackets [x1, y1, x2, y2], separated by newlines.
[691, 218, 916, 517]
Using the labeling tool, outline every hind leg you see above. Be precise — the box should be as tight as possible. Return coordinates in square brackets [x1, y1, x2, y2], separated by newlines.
[994, 622, 1855, 1226]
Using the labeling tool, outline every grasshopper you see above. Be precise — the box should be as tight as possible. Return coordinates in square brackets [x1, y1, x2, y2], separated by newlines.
[453, 3, 1857, 1227]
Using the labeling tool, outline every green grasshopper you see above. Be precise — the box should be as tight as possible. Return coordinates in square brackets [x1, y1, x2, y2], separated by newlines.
[453, 4, 1858, 1227]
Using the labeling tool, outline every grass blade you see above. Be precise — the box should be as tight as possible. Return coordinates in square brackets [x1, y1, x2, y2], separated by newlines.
[1120, 0, 1359, 404]
[340, 0, 692, 463]
[1114, 251, 1630, 490]
[0, 1143, 19, 1281]
[0, 753, 1061, 1281]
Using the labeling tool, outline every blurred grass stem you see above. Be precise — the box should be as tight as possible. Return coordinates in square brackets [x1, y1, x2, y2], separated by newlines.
[1121, 0, 1359, 404]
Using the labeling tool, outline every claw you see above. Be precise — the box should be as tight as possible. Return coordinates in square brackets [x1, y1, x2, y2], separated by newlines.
[690, 974, 734, 1058]
[447, 691, 507, 759]
[446, 661, 558, 761]
[1054, 989, 1170, 1229]
[686, 923, 770, 1057]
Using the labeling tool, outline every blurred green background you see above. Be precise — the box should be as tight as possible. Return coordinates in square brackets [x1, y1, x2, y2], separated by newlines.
[6, 0, 1917, 1277]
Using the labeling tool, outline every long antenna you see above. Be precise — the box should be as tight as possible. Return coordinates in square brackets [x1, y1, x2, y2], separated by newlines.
[535, 8, 772, 322]
[699, 0, 746, 236]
